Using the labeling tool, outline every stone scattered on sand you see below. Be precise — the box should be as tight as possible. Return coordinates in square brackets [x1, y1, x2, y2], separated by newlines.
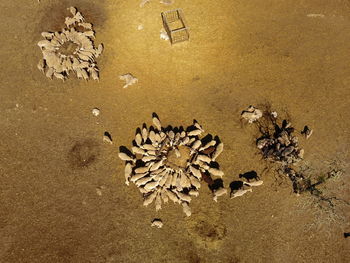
[118, 113, 224, 216]
[92, 108, 100, 116]
[241, 105, 263, 123]
[137, 24, 144, 30]
[119, 73, 138, 89]
[37, 7, 103, 81]
[151, 218, 163, 228]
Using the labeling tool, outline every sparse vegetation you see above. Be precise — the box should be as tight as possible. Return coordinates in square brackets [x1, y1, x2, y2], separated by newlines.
[244, 104, 350, 230]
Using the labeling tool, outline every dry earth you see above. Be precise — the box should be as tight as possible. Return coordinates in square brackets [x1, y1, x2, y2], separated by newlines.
[0, 0, 349, 262]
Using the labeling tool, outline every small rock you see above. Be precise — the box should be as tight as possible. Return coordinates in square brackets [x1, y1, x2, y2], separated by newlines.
[96, 186, 106, 196]
[137, 24, 144, 30]
[103, 131, 113, 144]
[151, 218, 163, 228]
[92, 108, 100, 116]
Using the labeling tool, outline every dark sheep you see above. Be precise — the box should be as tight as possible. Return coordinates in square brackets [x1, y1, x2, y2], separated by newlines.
[229, 180, 249, 196]
[239, 171, 260, 182]
[209, 179, 224, 192]
[202, 172, 214, 186]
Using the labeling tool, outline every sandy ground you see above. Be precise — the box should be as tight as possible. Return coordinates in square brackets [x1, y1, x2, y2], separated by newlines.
[1, 0, 350, 262]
